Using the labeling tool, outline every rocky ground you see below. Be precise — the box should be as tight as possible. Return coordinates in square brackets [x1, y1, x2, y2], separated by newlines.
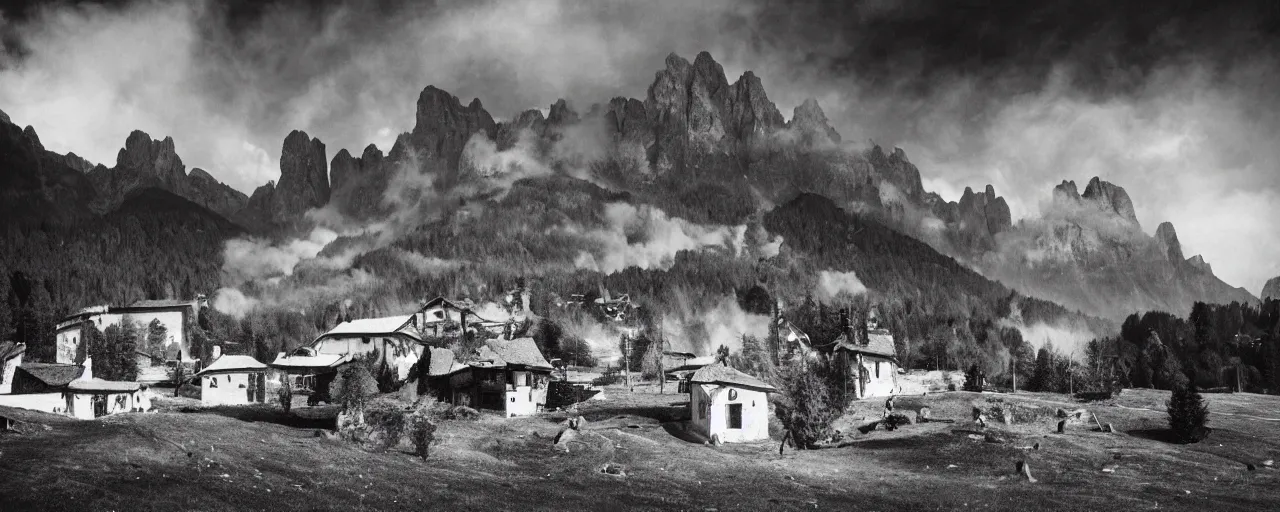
[0, 386, 1277, 511]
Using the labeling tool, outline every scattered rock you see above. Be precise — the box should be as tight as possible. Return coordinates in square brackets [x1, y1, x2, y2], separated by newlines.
[1034, 442, 1040, 451]
[1102, 465, 1116, 473]
[1246, 463, 1257, 471]
[601, 463, 626, 477]
[1263, 460, 1274, 467]
[918, 407, 932, 422]
[448, 406, 480, 421]
[1016, 461, 1037, 483]
[1057, 420, 1066, 434]
[983, 432, 1009, 444]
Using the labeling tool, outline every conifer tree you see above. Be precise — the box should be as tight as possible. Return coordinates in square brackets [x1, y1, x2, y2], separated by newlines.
[1167, 379, 1210, 443]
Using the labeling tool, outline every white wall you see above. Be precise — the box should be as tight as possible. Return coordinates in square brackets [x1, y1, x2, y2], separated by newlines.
[0, 392, 65, 415]
[691, 384, 771, 443]
[202, 372, 262, 406]
[859, 356, 899, 399]
[314, 335, 422, 380]
[0, 352, 22, 394]
[503, 386, 539, 417]
[67, 390, 141, 420]
[56, 309, 189, 364]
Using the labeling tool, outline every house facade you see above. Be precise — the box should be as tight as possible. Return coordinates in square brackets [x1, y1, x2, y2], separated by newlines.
[270, 315, 426, 400]
[64, 379, 149, 420]
[434, 338, 554, 417]
[197, 355, 270, 406]
[414, 297, 507, 339]
[54, 298, 205, 365]
[688, 364, 776, 443]
[833, 323, 901, 400]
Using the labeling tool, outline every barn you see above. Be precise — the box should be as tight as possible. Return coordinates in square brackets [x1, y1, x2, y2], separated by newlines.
[688, 364, 776, 443]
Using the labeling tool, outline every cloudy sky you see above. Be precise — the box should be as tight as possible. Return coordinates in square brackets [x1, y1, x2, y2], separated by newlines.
[1, 0, 1278, 294]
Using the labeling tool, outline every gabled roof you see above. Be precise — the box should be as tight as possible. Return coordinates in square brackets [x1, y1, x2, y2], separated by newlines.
[16, 363, 84, 388]
[0, 341, 25, 361]
[197, 355, 268, 375]
[474, 337, 553, 370]
[68, 378, 141, 392]
[129, 299, 196, 309]
[270, 351, 349, 369]
[690, 364, 776, 392]
[318, 315, 420, 341]
[418, 297, 497, 324]
[833, 330, 897, 360]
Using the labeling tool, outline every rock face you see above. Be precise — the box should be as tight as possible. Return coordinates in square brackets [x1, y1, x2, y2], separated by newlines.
[1263, 276, 1280, 300]
[927, 183, 1011, 253]
[1185, 254, 1213, 275]
[1081, 177, 1140, 229]
[788, 98, 841, 147]
[1155, 222, 1185, 263]
[328, 144, 389, 221]
[85, 130, 247, 219]
[236, 130, 329, 232]
[0, 111, 99, 224]
[408, 86, 497, 188]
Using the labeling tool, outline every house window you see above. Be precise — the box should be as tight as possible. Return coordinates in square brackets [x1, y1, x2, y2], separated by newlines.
[209, 377, 218, 388]
[875, 361, 880, 378]
[727, 404, 743, 429]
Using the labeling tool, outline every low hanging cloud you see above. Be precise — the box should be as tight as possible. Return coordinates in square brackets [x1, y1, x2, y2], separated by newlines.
[221, 227, 339, 285]
[212, 287, 260, 319]
[660, 291, 771, 356]
[572, 202, 747, 274]
[816, 270, 868, 300]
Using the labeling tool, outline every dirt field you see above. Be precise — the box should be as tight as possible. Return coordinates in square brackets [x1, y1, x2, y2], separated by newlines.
[1, 385, 1278, 511]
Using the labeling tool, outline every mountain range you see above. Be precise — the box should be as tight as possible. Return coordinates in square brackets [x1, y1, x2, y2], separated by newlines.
[1, 50, 1269, 361]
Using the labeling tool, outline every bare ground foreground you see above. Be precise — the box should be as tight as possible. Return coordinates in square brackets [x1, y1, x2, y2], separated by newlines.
[1, 386, 1278, 511]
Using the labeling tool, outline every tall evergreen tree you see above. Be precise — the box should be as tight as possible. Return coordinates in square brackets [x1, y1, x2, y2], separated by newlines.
[1167, 379, 1210, 443]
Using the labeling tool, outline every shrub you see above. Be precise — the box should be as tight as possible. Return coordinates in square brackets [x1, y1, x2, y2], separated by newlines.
[360, 398, 409, 453]
[331, 364, 379, 409]
[963, 364, 984, 392]
[774, 356, 846, 449]
[406, 400, 440, 460]
[1167, 380, 1210, 444]
[278, 378, 293, 414]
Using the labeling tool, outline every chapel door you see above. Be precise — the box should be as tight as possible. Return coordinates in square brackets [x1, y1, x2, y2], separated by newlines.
[247, 373, 257, 403]
[727, 403, 743, 429]
[256, 373, 266, 402]
[93, 394, 107, 418]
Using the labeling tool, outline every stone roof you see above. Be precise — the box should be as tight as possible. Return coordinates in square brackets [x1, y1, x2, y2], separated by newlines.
[475, 337, 553, 370]
[68, 378, 142, 392]
[197, 355, 268, 375]
[17, 363, 84, 388]
[319, 315, 420, 341]
[834, 330, 898, 360]
[689, 364, 777, 392]
[128, 299, 195, 309]
[427, 347, 466, 376]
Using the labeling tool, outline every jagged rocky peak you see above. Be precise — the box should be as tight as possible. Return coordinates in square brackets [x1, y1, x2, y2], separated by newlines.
[1053, 180, 1081, 205]
[63, 152, 94, 173]
[278, 130, 330, 208]
[1081, 176, 1140, 228]
[957, 183, 1013, 235]
[866, 145, 926, 202]
[1155, 222, 1185, 263]
[1263, 276, 1280, 300]
[116, 130, 185, 183]
[546, 99, 579, 127]
[409, 85, 497, 184]
[330, 143, 385, 191]
[788, 98, 842, 146]
[22, 125, 42, 149]
[603, 96, 652, 144]
[1186, 254, 1214, 275]
[645, 51, 784, 146]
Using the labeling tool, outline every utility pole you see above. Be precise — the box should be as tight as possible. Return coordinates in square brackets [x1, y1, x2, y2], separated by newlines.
[623, 332, 632, 391]
[1011, 358, 1017, 393]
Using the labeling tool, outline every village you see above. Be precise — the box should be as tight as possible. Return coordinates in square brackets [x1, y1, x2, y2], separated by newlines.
[1, 288, 1279, 510]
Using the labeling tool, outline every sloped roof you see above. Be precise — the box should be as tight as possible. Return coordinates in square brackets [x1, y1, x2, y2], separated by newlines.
[128, 299, 195, 309]
[197, 355, 268, 375]
[319, 315, 420, 341]
[833, 330, 898, 360]
[0, 341, 25, 361]
[690, 364, 776, 392]
[68, 378, 141, 392]
[17, 363, 84, 388]
[419, 297, 497, 324]
[427, 347, 465, 376]
[475, 337, 553, 370]
[270, 351, 349, 369]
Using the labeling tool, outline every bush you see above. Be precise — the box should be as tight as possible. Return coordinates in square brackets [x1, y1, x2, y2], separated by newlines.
[774, 356, 846, 449]
[331, 364, 379, 409]
[406, 400, 440, 460]
[1167, 380, 1210, 444]
[360, 398, 410, 453]
[963, 364, 984, 392]
[278, 378, 293, 414]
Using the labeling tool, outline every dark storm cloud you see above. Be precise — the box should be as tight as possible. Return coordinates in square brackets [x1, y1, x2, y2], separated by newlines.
[1, 0, 1278, 292]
